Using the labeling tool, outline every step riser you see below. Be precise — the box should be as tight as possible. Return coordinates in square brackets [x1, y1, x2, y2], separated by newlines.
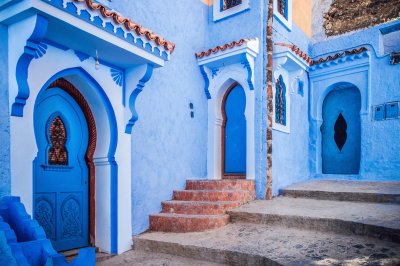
[186, 181, 255, 191]
[162, 202, 241, 215]
[281, 189, 400, 204]
[133, 238, 281, 266]
[229, 212, 400, 243]
[150, 215, 229, 232]
[173, 191, 255, 202]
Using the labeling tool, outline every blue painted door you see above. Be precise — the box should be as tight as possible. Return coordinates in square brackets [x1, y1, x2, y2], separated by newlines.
[321, 87, 361, 174]
[224, 85, 246, 175]
[33, 88, 89, 251]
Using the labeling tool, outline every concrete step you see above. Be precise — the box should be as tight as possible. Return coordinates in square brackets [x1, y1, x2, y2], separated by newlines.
[162, 200, 242, 215]
[228, 198, 400, 243]
[186, 180, 255, 191]
[281, 180, 400, 204]
[134, 223, 400, 266]
[173, 190, 255, 202]
[149, 213, 230, 232]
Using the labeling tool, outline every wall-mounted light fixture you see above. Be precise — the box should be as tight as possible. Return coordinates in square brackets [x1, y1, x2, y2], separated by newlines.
[95, 50, 100, 70]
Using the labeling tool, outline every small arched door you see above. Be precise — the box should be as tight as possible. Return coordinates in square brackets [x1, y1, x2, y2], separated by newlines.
[33, 88, 89, 251]
[321, 85, 361, 174]
[222, 83, 246, 179]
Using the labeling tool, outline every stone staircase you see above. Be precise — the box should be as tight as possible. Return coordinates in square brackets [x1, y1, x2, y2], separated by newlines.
[135, 180, 400, 265]
[149, 179, 255, 232]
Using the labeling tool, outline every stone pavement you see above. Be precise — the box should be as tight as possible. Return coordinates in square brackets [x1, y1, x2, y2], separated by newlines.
[131, 180, 400, 265]
[134, 222, 400, 265]
[97, 249, 226, 266]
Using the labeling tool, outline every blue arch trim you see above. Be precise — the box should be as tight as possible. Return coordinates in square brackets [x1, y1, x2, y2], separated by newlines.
[125, 64, 154, 134]
[12, 15, 49, 117]
[34, 67, 119, 253]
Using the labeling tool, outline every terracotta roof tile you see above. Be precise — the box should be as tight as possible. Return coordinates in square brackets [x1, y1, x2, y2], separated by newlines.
[274, 43, 313, 65]
[75, 0, 175, 53]
[195, 39, 255, 59]
[311, 47, 368, 66]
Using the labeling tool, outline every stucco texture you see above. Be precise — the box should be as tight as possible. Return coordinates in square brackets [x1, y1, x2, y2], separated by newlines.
[0, 24, 10, 198]
[112, 0, 210, 235]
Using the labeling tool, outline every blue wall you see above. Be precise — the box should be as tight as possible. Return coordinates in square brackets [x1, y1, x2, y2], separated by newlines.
[206, 0, 267, 198]
[112, 0, 270, 234]
[271, 19, 312, 194]
[0, 23, 10, 198]
[311, 20, 400, 181]
[112, 0, 210, 235]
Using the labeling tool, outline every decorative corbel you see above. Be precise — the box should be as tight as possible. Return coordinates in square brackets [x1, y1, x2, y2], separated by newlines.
[289, 68, 305, 94]
[199, 65, 211, 99]
[242, 54, 255, 90]
[12, 15, 49, 117]
[125, 64, 153, 134]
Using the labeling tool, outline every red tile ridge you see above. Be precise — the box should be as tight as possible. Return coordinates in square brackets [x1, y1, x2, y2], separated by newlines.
[74, 0, 175, 53]
[274, 43, 313, 65]
[195, 38, 256, 59]
[311, 47, 368, 66]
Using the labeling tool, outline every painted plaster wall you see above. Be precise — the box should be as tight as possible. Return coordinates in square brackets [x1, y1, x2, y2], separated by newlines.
[206, 0, 267, 198]
[293, 0, 312, 37]
[272, 20, 312, 195]
[0, 24, 10, 198]
[311, 21, 400, 180]
[112, 0, 210, 235]
[312, 0, 333, 43]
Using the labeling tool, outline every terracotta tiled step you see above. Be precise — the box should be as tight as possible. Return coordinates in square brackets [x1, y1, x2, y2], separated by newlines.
[149, 213, 229, 232]
[173, 190, 255, 202]
[162, 200, 242, 215]
[186, 180, 255, 191]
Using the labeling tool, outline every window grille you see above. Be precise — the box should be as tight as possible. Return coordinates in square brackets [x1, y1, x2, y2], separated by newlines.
[48, 116, 68, 165]
[277, 0, 287, 19]
[222, 0, 242, 10]
[275, 75, 286, 125]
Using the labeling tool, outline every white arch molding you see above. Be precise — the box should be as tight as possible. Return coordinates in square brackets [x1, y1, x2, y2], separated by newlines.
[197, 38, 259, 180]
[9, 45, 136, 254]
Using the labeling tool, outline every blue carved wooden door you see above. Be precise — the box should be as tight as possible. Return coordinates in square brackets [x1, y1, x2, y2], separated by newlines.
[33, 88, 89, 251]
[223, 85, 246, 177]
[321, 87, 361, 174]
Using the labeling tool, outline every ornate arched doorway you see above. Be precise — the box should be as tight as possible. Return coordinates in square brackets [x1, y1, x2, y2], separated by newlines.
[321, 85, 361, 174]
[221, 82, 246, 179]
[33, 78, 96, 251]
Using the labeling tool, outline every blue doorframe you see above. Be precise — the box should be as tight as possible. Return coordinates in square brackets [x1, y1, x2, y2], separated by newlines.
[222, 83, 246, 178]
[321, 86, 361, 174]
[33, 88, 89, 251]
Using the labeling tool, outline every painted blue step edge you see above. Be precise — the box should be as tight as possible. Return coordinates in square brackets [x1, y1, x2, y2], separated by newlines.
[0, 196, 95, 266]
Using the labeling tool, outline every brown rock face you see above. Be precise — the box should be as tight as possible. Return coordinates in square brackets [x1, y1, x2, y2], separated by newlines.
[323, 0, 400, 36]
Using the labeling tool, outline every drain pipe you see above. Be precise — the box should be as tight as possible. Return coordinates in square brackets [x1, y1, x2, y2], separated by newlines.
[266, 0, 274, 200]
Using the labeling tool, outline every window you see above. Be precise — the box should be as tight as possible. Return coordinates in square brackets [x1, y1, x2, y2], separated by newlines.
[273, 0, 292, 31]
[277, 0, 288, 19]
[275, 75, 286, 126]
[222, 0, 242, 10]
[213, 0, 250, 21]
